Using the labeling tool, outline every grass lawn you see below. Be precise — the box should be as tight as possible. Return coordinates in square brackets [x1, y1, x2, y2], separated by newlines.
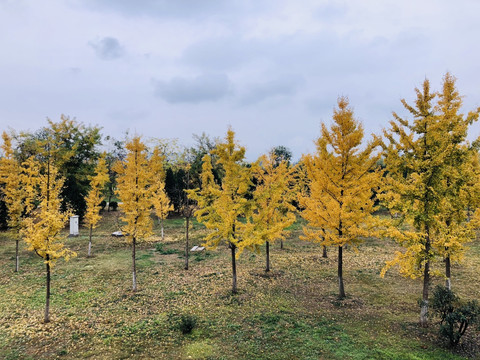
[0, 211, 479, 359]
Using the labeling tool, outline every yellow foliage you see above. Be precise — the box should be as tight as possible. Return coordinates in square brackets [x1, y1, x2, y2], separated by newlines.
[21, 162, 76, 267]
[380, 74, 480, 279]
[84, 155, 109, 229]
[187, 128, 252, 254]
[0, 132, 24, 237]
[150, 146, 173, 221]
[244, 153, 296, 248]
[299, 97, 381, 248]
[114, 137, 154, 243]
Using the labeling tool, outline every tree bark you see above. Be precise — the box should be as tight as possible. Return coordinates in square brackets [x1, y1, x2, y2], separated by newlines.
[184, 217, 189, 270]
[338, 246, 345, 299]
[87, 225, 93, 257]
[132, 237, 137, 292]
[265, 241, 270, 272]
[15, 239, 19, 272]
[420, 229, 431, 327]
[161, 218, 164, 240]
[280, 240, 284, 250]
[445, 253, 451, 290]
[231, 243, 237, 294]
[45, 255, 51, 323]
[322, 245, 328, 258]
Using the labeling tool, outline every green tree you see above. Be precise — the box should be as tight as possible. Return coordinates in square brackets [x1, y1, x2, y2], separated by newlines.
[17, 116, 102, 219]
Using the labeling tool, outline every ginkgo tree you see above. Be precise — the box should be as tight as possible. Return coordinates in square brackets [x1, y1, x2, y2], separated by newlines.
[84, 154, 109, 257]
[22, 152, 76, 323]
[434, 73, 479, 290]
[188, 128, 254, 294]
[114, 137, 154, 292]
[380, 78, 460, 326]
[150, 146, 173, 241]
[0, 132, 26, 272]
[299, 97, 381, 299]
[247, 152, 296, 272]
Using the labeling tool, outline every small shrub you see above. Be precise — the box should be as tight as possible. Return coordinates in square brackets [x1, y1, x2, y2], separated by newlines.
[99, 200, 106, 211]
[178, 314, 197, 334]
[109, 201, 118, 211]
[155, 243, 178, 255]
[431, 285, 480, 348]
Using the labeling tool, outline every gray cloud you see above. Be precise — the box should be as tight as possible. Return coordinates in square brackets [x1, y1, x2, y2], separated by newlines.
[241, 76, 304, 105]
[89, 37, 125, 60]
[154, 74, 233, 104]
[78, 0, 232, 19]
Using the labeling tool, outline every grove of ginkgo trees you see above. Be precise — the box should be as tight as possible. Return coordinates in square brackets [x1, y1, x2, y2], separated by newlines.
[1, 72, 480, 329]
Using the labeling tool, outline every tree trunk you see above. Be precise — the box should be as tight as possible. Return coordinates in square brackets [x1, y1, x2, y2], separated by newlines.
[322, 245, 327, 258]
[107, 195, 112, 212]
[15, 239, 19, 272]
[420, 231, 431, 327]
[161, 218, 164, 240]
[265, 241, 270, 272]
[445, 253, 451, 290]
[87, 225, 93, 257]
[338, 246, 345, 299]
[280, 240, 284, 250]
[45, 255, 51, 323]
[231, 243, 237, 294]
[184, 217, 189, 270]
[132, 237, 137, 292]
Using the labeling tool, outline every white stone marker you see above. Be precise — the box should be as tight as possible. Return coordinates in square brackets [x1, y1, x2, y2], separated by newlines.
[70, 215, 79, 236]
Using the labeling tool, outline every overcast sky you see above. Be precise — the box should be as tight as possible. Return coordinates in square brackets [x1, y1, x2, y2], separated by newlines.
[1, 0, 479, 160]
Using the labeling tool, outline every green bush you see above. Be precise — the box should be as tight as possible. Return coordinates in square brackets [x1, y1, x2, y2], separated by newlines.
[178, 314, 197, 335]
[155, 243, 178, 255]
[109, 201, 118, 211]
[431, 285, 480, 348]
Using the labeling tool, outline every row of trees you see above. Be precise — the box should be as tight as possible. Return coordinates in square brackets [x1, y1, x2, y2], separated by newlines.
[1, 73, 479, 329]
[187, 73, 480, 328]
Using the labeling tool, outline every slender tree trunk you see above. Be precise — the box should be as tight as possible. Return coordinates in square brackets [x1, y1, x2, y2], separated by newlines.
[420, 229, 431, 327]
[445, 253, 451, 290]
[161, 218, 164, 240]
[280, 240, 284, 250]
[132, 237, 137, 292]
[231, 243, 237, 294]
[107, 195, 111, 212]
[265, 241, 270, 272]
[45, 255, 51, 323]
[338, 246, 345, 299]
[322, 245, 328, 258]
[15, 239, 19, 272]
[184, 217, 189, 270]
[87, 225, 93, 257]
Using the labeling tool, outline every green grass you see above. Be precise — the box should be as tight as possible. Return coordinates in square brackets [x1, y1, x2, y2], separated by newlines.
[0, 212, 478, 359]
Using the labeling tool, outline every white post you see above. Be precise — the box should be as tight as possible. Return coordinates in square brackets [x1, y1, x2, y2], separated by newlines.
[70, 216, 79, 237]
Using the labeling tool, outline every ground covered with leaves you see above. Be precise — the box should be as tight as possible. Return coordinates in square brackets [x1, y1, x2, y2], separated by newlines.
[1, 212, 479, 359]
